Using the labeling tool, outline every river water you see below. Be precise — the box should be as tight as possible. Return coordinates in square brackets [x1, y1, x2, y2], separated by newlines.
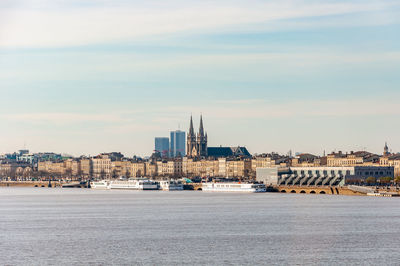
[1, 188, 400, 265]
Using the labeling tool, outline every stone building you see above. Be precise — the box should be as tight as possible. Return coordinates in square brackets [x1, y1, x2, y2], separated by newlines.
[218, 158, 252, 178]
[251, 153, 289, 172]
[327, 151, 379, 167]
[131, 162, 146, 177]
[0, 162, 32, 179]
[156, 160, 182, 177]
[79, 158, 92, 177]
[111, 161, 132, 178]
[92, 154, 111, 179]
[380, 154, 400, 177]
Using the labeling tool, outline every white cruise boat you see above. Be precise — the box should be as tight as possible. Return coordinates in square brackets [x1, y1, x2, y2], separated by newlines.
[202, 182, 266, 193]
[108, 178, 159, 190]
[90, 180, 109, 189]
[159, 180, 184, 191]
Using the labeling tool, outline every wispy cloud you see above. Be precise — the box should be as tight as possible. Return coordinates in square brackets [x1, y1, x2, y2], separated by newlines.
[0, 0, 398, 48]
[3, 96, 397, 126]
[163, 97, 400, 120]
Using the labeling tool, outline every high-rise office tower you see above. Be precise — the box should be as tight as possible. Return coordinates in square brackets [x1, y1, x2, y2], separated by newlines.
[170, 130, 186, 157]
[155, 137, 170, 157]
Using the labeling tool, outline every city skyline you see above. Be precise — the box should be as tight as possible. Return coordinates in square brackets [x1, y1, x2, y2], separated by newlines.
[1, 0, 399, 156]
[0, 113, 397, 158]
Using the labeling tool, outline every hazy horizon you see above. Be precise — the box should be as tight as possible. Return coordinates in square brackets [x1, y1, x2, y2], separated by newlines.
[1, 0, 399, 157]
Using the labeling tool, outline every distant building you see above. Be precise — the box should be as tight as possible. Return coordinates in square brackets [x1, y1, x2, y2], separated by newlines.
[207, 146, 251, 158]
[92, 154, 111, 179]
[170, 130, 186, 157]
[155, 137, 170, 157]
[327, 151, 380, 166]
[256, 166, 394, 186]
[384, 142, 390, 156]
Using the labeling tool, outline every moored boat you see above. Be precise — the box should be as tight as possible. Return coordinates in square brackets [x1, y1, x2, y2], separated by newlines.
[108, 178, 159, 190]
[202, 182, 266, 193]
[159, 180, 184, 191]
[90, 180, 109, 189]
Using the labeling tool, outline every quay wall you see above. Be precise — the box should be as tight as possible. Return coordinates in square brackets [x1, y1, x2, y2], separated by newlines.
[0, 181, 63, 187]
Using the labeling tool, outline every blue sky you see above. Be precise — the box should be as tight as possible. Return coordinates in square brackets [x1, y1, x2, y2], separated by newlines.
[0, 0, 399, 156]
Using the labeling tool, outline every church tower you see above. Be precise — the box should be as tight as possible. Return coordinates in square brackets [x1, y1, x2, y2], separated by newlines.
[384, 142, 390, 156]
[197, 115, 208, 157]
[186, 115, 208, 158]
[187, 115, 197, 157]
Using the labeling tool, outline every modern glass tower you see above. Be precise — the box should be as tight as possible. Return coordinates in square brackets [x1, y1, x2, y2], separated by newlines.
[170, 130, 186, 157]
[154, 137, 170, 157]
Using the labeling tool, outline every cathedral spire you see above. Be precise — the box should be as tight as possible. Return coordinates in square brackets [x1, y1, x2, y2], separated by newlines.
[199, 114, 204, 137]
[189, 115, 194, 136]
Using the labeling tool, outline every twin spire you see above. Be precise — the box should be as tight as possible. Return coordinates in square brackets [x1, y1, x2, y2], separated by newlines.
[189, 114, 206, 138]
[187, 114, 208, 157]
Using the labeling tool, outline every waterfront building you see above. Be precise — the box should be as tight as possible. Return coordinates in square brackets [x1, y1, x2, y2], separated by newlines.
[111, 160, 132, 178]
[251, 154, 289, 173]
[38, 161, 65, 175]
[79, 158, 92, 177]
[131, 162, 146, 177]
[256, 166, 394, 186]
[170, 130, 186, 157]
[380, 154, 400, 178]
[0, 162, 32, 179]
[218, 158, 252, 178]
[145, 161, 157, 177]
[327, 151, 380, 167]
[182, 157, 219, 177]
[155, 137, 170, 157]
[63, 159, 80, 176]
[156, 160, 183, 177]
[291, 153, 326, 167]
[92, 154, 111, 179]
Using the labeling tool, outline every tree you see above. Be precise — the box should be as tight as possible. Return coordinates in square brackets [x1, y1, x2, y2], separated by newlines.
[379, 176, 392, 185]
[112, 169, 118, 179]
[125, 169, 131, 178]
[100, 170, 106, 180]
[365, 176, 376, 185]
[77, 168, 83, 181]
[64, 168, 72, 180]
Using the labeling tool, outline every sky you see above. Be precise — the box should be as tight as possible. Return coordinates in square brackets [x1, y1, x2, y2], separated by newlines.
[0, 0, 399, 157]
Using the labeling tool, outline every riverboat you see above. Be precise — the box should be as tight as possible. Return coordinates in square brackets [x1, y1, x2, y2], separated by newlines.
[108, 178, 159, 190]
[159, 180, 184, 191]
[90, 180, 109, 189]
[202, 182, 266, 193]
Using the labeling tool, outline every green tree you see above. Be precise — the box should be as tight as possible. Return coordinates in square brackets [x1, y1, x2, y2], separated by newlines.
[112, 169, 118, 179]
[365, 176, 376, 185]
[379, 176, 392, 185]
[126, 169, 131, 178]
